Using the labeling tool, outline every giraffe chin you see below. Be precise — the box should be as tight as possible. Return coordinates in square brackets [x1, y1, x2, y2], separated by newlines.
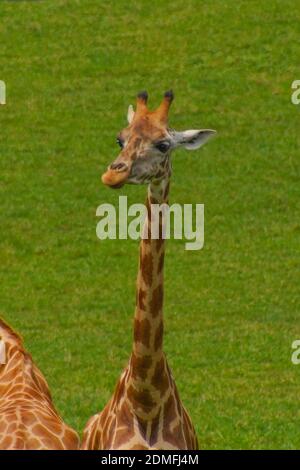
[101, 170, 128, 189]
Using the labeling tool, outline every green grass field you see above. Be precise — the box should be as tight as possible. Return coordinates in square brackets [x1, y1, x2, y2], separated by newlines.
[0, 0, 300, 449]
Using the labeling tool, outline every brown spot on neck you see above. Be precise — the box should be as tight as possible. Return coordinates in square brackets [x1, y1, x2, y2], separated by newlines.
[134, 317, 151, 348]
[154, 320, 164, 351]
[127, 384, 155, 412]
[150, 284, 163, 317]
[151, 356, 169, 397]
[130, 353, 152, 381]
[137, 288, 146, 311]
[157, 252, 165, 274]
[140, 251, 153, 286]
[155, 237, 164, 251]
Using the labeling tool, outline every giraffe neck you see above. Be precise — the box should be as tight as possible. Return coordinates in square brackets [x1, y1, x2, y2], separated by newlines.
[130, 178, 170, 386]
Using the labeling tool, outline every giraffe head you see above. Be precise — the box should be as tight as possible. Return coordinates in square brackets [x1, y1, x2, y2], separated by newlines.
[102, 90, 216, 188]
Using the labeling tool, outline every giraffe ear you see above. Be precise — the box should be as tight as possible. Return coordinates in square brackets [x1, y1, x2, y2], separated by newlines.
[127, 105, 135, 124]
[171, 129, 216, 150]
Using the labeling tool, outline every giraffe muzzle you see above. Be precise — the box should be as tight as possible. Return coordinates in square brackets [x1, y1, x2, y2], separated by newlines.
[102, 162, 130, 189]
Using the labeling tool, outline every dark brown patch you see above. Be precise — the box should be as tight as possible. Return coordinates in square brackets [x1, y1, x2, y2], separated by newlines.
[127, 385, 155, 412]
[149, 408, 161, 446]
[150, 284, 163, 317]
[151, 357, 169, 396]
[131, 353, 152, 380]
[137, 416, 148, 440]
[146, 228, 151, 243]
[140, 251, 153, 286]
[154, 320, 164, 351]
[157, 252, 165, 274]
[137, 288, 146, 310]
[156, 169, 164, 179]
[146, 197, 153, 224]
[156, 237, 164, 251]
[134, 317, 151, 348]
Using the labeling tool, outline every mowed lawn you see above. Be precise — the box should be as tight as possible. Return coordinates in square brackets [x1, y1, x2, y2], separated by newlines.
[0, 0, 299, 449]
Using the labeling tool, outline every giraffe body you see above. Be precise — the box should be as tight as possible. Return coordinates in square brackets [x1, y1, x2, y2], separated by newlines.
[0, 319, 80, 449]
[83, 91, 215, 450]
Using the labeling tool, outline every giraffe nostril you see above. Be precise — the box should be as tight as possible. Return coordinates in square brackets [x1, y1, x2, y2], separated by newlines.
[109, 162, 128, 173]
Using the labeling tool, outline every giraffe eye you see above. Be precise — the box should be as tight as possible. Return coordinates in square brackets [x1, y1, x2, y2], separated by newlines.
[155, 141, 170, 153]
[116, 137, 124, 148]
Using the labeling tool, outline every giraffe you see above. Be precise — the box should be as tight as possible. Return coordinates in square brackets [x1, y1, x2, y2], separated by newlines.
[82, 90, 216, 450]
[0, 317, 80, 449]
